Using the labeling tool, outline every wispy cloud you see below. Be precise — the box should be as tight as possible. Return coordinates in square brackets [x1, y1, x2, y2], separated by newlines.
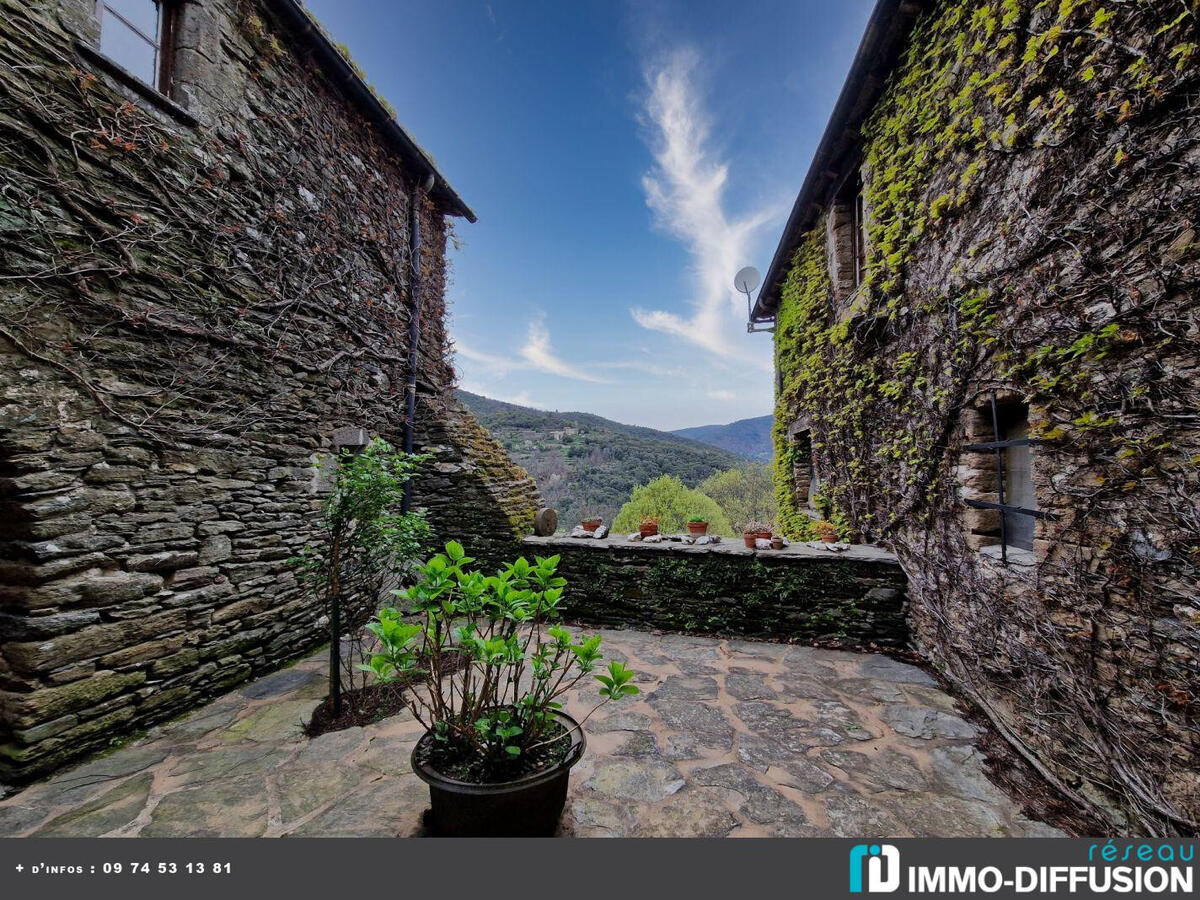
[455, 340, 516, 376]
[459, 380, 541, 409]
[707, 389, 736, 402]
[519, 317, 610, 383]
[595, 359, 687, 379]
[455, 317, 609, 384]
[632, 48, 778, 359]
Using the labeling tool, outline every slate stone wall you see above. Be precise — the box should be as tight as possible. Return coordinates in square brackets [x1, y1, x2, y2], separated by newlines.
[771, 1, 1199, 832]
[522, 537, 908, 648]
[0, 0, 537, 782]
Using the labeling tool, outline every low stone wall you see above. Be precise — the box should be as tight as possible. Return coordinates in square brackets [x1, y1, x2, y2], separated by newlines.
[521, 536, 908, 648]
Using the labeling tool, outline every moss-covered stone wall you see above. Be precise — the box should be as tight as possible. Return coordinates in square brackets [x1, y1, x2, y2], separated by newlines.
[523, 537, 908, 648]
[772, 0, 1198, 833]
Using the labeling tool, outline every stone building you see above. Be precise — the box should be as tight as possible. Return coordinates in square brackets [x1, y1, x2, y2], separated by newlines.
[0, 0, 538, 782]
[754, 0, 1198, 833]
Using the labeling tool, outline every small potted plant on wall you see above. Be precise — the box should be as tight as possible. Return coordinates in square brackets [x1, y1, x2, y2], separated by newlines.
[581, 514, 602, 533]
[686, 515, 709, 536]
[742, 520, 771, 549]
[812, 520, 840, 543]
[639, 515, 660, 538]
[363, 543, 639, 836]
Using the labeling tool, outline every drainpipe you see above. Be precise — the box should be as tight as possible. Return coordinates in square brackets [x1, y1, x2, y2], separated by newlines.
[401, 172, 435, 513]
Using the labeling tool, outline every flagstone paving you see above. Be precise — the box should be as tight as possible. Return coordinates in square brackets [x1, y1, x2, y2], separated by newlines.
[0, 628, 1062, 837]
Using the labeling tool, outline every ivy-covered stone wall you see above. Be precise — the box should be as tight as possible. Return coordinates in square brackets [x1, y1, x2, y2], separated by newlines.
[0, 0, 537, 783]
[522, 537, 908, 648]
[772, 0, 1198, 833]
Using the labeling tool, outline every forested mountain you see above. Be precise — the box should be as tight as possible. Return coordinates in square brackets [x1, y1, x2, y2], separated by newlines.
[672, 415, 774, 461]
[456, 390, 746, 530]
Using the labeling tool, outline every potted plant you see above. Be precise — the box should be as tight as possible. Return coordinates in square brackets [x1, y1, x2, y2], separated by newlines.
[742, 520, 771, 549]
[686, 515, 709, 536]
[639, 515, 660, 538]
[363, 542, 639, 836]
[581, 515, 602, 533]
[812, 520, 840, 543]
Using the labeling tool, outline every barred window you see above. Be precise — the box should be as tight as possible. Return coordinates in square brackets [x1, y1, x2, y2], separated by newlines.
[961, 393, 1051, 563]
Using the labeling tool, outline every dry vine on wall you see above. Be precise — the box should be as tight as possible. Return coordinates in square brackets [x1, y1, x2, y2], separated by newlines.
[0, 0, 450, 455]
[0, 0, 477, 778]
[772, 0, 1198, 835]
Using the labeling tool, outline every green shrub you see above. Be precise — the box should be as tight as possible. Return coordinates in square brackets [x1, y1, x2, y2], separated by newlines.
[699, 463, 778, 532]
[290, 439, 430, 708]
[612, 475, 733, 536]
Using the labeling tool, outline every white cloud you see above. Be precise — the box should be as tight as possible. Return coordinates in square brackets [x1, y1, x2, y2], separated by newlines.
[632, 48, 778, 360]
[455, 340, 516, 376]
[707, 389, 736, 402]
[519, 317, 610, 383]
[458, 381, 541, 409]
[454, 317, 609, 385]
[595, 359, 687, 379]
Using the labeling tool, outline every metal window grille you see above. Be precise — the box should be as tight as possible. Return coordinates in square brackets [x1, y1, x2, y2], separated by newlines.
[962, 390, 1055, 563]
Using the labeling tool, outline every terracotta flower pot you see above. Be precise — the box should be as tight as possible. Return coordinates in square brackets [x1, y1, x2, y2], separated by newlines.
[639, 523, 659, 537]
[742, 533, 757, 549]
[820, 532, 838, 543]
[581, 519, 601, 533]
[687, 522, 708, 536]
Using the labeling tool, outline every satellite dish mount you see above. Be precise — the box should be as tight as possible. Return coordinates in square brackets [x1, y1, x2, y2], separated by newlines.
[734, 266, 772, 333]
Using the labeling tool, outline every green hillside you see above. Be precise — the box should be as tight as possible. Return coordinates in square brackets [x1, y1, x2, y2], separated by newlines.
[456, 390, 747, 531]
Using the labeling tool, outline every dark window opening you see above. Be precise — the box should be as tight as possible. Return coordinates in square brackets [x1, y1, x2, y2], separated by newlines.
[998, 405, 1035, 551]
[851, 182, 867, 289]
[962, 393, 1052, 562]
[790, 428, 817, 510]
[833, 171, 867, 290]
[97, 0, 180, 94]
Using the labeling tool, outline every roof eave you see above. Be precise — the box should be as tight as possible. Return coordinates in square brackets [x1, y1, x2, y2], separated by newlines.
[268, 0, 477, 223]
[752, 0, 927, 320]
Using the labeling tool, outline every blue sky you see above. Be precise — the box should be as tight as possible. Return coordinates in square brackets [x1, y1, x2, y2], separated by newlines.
[304, 0, 874, 430]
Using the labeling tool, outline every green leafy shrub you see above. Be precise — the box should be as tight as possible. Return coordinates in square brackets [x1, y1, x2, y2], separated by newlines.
[612, 475, 733, 535]
[699, 463, 778, 532]
[364, 543, 638, 781]
[290, 438, 430, 709]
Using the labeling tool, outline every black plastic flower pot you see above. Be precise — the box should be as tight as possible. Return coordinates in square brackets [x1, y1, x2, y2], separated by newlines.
[411, 710, 586, 837]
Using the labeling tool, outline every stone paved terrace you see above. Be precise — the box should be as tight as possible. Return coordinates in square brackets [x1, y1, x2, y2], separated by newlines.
[0, 628, 1061, 837]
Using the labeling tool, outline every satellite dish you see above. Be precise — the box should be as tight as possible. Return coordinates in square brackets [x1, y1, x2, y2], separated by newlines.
[734, 266, 761, 295]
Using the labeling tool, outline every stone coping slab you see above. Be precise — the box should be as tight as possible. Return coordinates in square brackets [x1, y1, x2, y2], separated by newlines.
[521, 534, 901, 565]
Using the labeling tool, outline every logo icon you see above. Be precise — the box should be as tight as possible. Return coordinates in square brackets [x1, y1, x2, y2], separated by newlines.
[849, 844, 901, 893]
